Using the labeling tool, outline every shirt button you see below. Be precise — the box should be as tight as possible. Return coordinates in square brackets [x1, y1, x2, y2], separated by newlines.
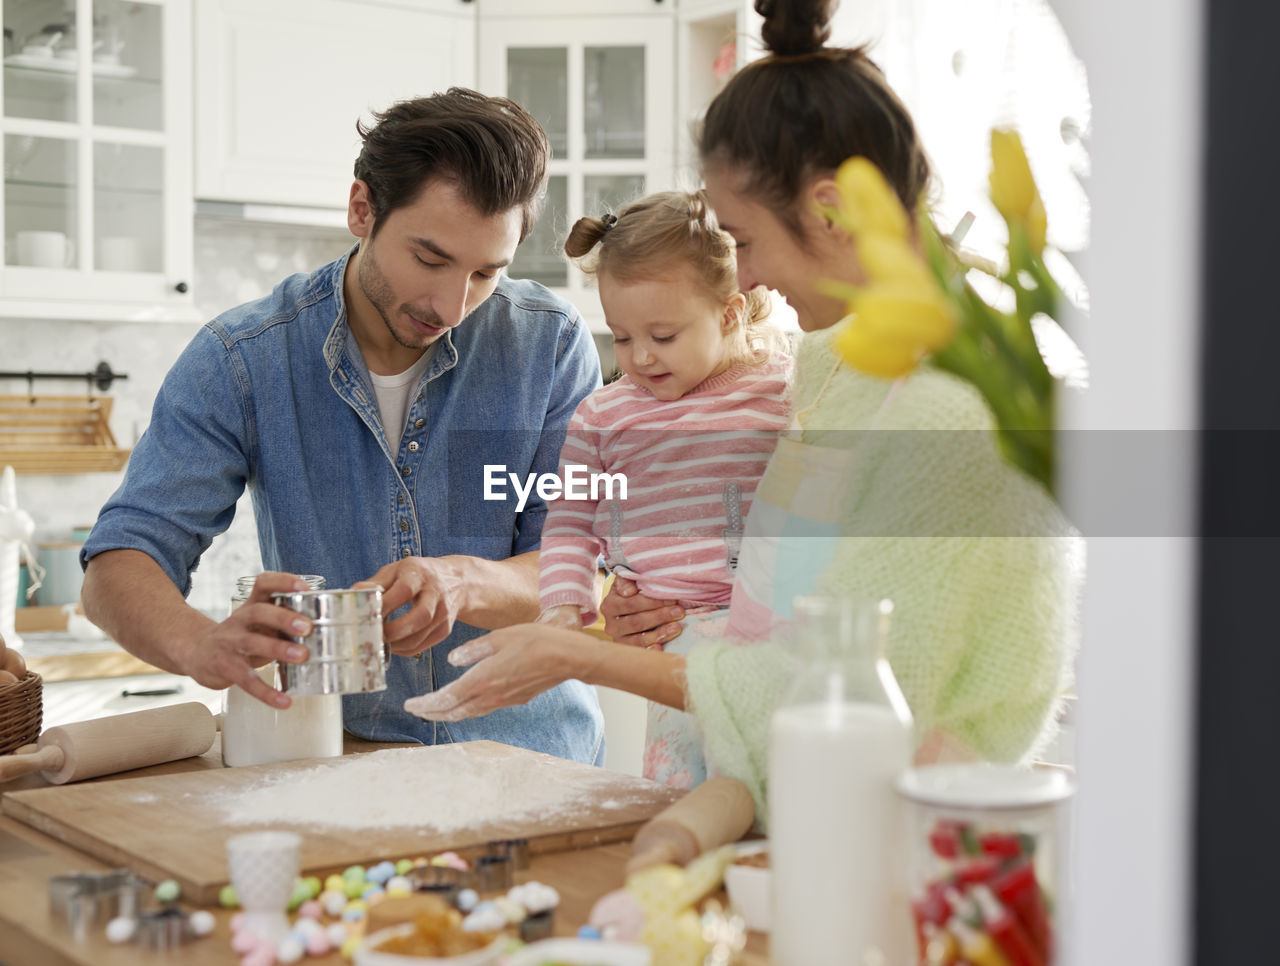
[401, 547, 412, 558]
[397, 492, 405, 505]
[400, 519, 409, 532]
[401, 466, 411, 478]
[414, 419, 425, 429]
[408, 441, 420, 453]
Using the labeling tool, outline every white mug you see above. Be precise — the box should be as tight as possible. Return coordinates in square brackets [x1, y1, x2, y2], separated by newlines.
[16, 230, 73, 269]
[99, 236, 143, 272]
[36, 541, 84, 607]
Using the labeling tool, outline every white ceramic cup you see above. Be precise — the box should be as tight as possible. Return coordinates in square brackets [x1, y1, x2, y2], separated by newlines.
[99, 236, 142, 272]
[225, 830, 301, 944]
[16, 230, 73, 268]
[35, 541, 84, 606]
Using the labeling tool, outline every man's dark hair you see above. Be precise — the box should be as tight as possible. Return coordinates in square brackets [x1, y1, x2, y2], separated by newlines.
[354, 87, 550, 241]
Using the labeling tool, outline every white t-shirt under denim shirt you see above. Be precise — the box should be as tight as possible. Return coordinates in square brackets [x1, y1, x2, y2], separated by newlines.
[369, 347, 434, 451]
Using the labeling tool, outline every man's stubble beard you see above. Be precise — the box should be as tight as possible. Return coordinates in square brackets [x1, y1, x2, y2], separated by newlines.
[358, 243, 444, 351]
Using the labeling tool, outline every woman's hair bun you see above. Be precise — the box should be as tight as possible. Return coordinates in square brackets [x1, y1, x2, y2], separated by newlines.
[755, 0, 838, 57]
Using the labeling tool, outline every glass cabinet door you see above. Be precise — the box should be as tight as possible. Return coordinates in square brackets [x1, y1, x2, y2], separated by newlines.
[480, 15, 674, 331]
[0, 0, 191, 311]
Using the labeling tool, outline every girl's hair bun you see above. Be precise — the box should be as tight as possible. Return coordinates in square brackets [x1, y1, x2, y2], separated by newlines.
[756, 0, 838, 57]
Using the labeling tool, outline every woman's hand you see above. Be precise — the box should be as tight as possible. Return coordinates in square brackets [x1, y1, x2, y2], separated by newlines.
[355, 557, 464, 656]
[537, 604, 585, 629]
[402, 623, 597, 722]
[599, 577, 685, 649]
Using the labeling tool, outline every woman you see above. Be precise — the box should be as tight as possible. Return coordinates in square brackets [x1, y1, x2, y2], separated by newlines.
[405, 0, 1081, 821]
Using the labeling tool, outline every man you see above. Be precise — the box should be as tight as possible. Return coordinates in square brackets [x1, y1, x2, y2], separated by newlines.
[80, 88, 605, 764]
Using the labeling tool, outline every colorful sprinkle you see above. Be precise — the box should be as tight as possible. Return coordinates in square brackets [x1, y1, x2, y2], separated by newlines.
[105, 916, 135, 943]
[326, 922, 349, 946]
[305, 930, 332, 956]
[322, 890, 347, 917]
[275, 936, 305, 964]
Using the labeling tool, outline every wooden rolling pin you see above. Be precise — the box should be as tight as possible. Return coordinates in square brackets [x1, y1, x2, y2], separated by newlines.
[627, 775, 756, 875]
[0, 702, 217, 785]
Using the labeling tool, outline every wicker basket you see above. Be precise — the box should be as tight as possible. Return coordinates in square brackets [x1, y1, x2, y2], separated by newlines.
[0, 670, 42, 756]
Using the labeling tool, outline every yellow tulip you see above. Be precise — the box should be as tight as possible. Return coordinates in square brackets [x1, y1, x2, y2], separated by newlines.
[1025, 193, 1047, 254]
[856, 284, 958, 349]
[834, 285, 959, 379]
[834, 156, 910, 240]
[835, 320, 923, 379]
[989, 128, 1048, 253]
[989, 129, 1037, 221]
[855, 234, 937, 288]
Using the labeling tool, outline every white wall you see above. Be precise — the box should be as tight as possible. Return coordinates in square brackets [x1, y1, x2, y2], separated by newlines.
[1052, 0, 1202, 964]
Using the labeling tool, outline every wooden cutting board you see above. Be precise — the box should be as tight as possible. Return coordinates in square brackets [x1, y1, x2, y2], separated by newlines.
[1, 740, 683, 904]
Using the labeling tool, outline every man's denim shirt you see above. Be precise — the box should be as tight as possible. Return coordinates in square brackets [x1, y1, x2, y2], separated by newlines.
[83, 248, 605, 764]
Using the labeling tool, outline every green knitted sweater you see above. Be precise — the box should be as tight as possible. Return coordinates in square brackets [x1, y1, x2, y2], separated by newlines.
[684, 322, 1083, 826]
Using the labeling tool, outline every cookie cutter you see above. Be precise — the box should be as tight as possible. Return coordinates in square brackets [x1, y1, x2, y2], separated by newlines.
[136, 907, 192, 951]
[48, 869, 147, 940]
[487, 837, 531, 871]
[474, 853, 514, 892]
[519, 908, 555, 942]
[404, 863, 478, 904]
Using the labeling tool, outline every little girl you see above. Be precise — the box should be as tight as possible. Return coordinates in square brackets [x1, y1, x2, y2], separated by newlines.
[537, 190, 791, 787]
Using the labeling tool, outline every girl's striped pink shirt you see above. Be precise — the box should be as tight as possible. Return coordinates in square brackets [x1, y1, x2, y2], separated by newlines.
[538, 353, 792, 623]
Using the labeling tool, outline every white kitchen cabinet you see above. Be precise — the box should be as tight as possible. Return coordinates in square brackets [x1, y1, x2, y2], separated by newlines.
[675, 1, 762, 185]
[0, 0, 197, 322]
[480, 0, 666, 15]
[194, 0, 476, 211]
[477, 9, 674, 332]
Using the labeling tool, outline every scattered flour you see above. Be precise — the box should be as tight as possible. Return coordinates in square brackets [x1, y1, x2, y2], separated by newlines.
[217, 745, 653, 831]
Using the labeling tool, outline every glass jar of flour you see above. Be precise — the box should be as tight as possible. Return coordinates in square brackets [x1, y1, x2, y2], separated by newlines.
[221, 574, 345, 767]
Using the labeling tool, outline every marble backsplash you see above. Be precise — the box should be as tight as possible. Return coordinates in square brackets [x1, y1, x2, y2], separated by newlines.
[0, 220, 614, 616]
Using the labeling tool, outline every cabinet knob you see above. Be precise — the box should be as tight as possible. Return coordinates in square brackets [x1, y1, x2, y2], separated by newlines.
[174, 281, 189, 294]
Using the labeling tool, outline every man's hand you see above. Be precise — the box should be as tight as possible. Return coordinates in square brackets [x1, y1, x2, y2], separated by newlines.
[599, 577, 685, 649]
[356, 557, 465, 657]
[179, 571, 315, 708]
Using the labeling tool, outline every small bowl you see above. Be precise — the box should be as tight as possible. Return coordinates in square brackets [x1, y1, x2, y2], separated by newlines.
[354, 924, 505, 966]
[505, 938, 651, 966]
[723, 840, 771, 933]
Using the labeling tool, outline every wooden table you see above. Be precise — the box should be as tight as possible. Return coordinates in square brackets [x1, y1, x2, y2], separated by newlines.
[0, 737, 768, 965]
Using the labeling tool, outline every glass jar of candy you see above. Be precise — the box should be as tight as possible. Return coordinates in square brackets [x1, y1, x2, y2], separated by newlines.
[896, 764, 1076, 966]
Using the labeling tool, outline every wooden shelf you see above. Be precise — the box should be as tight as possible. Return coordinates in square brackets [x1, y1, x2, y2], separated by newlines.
[0, 394, 130, 474]
[14, 605, 70, 633]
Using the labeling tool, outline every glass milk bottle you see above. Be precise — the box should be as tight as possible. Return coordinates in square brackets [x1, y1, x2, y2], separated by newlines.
[768, 595, 915, 966]
[222, 574, 344, 767]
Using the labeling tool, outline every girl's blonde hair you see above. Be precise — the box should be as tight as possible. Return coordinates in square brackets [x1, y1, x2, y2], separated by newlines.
[564, 190, 786, 365]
